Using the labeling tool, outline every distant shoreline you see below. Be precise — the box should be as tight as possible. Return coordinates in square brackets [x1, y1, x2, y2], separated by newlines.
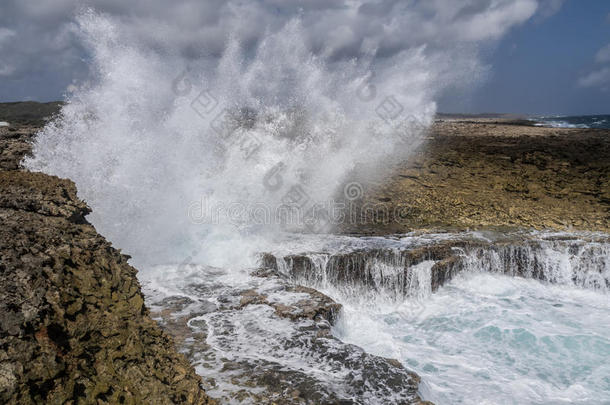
[0, 101, 608, 129]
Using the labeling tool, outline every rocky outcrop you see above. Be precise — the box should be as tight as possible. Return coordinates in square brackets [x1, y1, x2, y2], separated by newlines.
[238, 283, 342, 323]
[261, 233, 610, 298]
[341, 120, 610, 234]
[0, 125, 36, 171]
[146, 267, 432, 405]
[0, 125, 213, 404]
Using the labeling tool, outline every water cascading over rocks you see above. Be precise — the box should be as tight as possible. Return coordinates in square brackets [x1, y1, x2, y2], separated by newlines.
[260, 233, 610, 301]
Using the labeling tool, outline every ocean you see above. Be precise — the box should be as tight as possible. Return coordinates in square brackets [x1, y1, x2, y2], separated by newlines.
[533, 115, 610, 129]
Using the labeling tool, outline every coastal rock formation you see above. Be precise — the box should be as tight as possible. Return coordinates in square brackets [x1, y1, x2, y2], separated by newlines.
[0, 125, 213, 404]
[0, 126, 36, 171]
[146, 267, 432, 405]
[1, 106, 433, 405]
[342, 120, 610, 234]
[2, 104, 608, 404]
[261, 233, 610, 298]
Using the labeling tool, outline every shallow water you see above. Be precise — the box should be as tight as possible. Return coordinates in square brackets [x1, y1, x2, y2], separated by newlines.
[142, 231, 610, 404]
[334, 272, 610, 404]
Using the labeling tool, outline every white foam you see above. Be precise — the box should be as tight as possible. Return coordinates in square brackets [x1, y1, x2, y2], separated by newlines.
[141, 261, 422, 404]
[334, 272, 610, 405]
[259, 232, 610, 403]
[0, 121, 9, 127]
[544, 120, 588, 129]
[139, 231, 610, 403]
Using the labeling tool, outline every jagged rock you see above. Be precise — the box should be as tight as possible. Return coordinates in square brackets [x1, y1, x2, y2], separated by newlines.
[147, 269, 430, 405]
[239, 285, 342, 324]
[0, 153, 213, 403]
[0, 126, 36, 171]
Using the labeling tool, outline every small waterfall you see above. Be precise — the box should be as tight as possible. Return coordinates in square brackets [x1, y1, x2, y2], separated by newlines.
[464, 240, 610, 290]
[405, 260, 434, 300]
[262, 248, 435, 302]
[260, 235, 610, 301]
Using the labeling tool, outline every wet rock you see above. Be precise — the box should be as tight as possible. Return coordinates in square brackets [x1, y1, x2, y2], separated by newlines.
[0, 143, 213, 403]
[262, 233, 610, 296]
[238, 285, 342, 324]
[146, 269, 429, 404]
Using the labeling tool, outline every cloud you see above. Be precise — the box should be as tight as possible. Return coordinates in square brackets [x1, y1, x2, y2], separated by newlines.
[0, 64, 16, 76]
[0, 28, 17, 76]
[578, 67, 610, 90]
[0, 0, 551, 100]
[445, 0, 538, 41]
[578, 43, 610, 91]
[0, 28, 16, 45]
[535, 0, 565, 19]
[595, 43, 610, 63]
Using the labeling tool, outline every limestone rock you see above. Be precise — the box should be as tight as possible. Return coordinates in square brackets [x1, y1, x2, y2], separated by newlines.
[0, 159, 214, 404]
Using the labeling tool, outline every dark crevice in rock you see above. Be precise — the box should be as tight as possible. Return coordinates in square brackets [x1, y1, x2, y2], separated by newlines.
[46, 323, 71, 354]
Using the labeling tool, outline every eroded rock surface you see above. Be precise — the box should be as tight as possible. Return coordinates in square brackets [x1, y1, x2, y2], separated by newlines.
[261, 232, 610, 298]
[0, 125, 36, 171]
[341, 120, 610, 234]
[0, 124, 213, 404]
[145, 267, 431, 405]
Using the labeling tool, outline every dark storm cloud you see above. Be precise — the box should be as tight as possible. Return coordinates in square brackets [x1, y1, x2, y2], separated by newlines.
[0, 0, 555, 101]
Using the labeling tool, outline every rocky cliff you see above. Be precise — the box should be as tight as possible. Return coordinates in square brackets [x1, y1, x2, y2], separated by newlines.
[0, 126, 213, 404]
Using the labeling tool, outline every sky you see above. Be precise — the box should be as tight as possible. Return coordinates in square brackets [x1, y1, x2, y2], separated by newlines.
[0, 0, 608, 115]
[459, 0, 610, 115]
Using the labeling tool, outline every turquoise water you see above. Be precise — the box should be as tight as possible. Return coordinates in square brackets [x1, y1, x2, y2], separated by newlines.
[334, 272, 610, 404]
[143, 232, 610, 404]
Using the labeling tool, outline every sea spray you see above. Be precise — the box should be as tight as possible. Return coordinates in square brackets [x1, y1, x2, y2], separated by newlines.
[25, 9, 445, 267]
[22, 0, 528, 269]
[21, 3, 543, 268]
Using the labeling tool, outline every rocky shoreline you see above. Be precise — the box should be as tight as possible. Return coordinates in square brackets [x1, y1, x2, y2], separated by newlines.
[342, 119, 609, 234]
[0, 123, 214, 403]
[261, 231, 610, 297]
[1, 108, 433, 403]
[1, 103, 608, 403]
[143, 266, 431, 404]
